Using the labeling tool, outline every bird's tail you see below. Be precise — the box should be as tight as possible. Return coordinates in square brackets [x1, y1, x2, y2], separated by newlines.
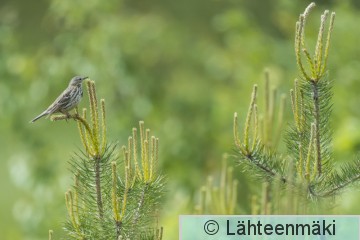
[30, 111, 48, 123]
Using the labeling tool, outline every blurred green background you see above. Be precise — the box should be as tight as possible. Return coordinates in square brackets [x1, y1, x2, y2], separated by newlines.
[1, 0, 360, 239]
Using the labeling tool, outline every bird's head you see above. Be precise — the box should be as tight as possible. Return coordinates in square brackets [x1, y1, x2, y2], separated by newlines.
[69, 76, 88, 86]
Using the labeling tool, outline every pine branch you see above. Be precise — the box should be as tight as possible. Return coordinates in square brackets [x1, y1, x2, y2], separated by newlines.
[94, 155, 104, 219]
[310, 80, 322, 175]
[313, 159, 360, 197]
[132, 183, 149, 226]
[235, 143, 287, 183]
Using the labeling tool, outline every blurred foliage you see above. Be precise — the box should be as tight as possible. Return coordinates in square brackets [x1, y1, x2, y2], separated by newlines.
[1, 0, 360, 239]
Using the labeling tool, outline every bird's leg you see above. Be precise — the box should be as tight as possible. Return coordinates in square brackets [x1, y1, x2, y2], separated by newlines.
[60, 110, 71, 122]
[74, 108, 80, 118]
[66, 112, 72, 122]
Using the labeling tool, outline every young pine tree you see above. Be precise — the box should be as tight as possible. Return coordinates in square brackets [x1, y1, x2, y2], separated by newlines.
[49, 80, 164, 240]
[231, 3, 360, 213]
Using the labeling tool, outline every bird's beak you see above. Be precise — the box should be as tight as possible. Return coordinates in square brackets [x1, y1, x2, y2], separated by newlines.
[82, 76, 89, 80]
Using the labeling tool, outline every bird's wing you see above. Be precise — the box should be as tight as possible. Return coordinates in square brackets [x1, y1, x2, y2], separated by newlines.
[45, 87, 73, 114]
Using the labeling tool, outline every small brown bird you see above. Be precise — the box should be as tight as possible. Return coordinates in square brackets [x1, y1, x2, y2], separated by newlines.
[30, 76, 88, 123]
